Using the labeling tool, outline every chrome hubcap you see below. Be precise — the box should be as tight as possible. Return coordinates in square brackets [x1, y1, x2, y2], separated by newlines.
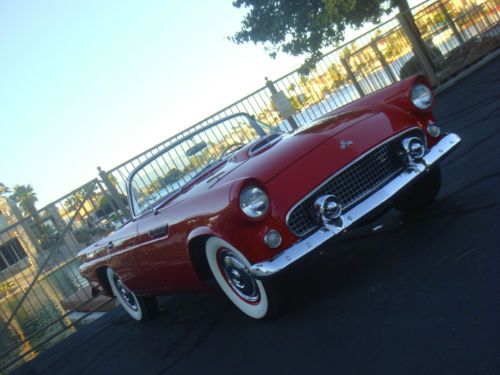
[219, 250, 259, 303]
[115, 277, 138, 311]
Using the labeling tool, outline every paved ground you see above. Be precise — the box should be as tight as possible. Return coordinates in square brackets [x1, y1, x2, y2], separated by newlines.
[16, 57, 500, 375]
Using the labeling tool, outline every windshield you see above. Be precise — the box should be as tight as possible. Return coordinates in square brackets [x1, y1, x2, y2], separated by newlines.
[128, 113, 272, 217]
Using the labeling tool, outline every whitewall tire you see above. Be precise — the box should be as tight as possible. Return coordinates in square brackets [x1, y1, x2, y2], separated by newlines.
[106, 268, 158, 321]
[205, 237, 278, 319]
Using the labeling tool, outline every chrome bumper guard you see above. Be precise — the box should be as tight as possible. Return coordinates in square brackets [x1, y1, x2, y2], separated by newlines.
[251, 133, 461, 279]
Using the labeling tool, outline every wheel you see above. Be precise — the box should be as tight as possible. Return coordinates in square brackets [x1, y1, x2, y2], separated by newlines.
[394, 165, 442, 211]
[106, 268, 158, 321]
[205, 237, 280, 319]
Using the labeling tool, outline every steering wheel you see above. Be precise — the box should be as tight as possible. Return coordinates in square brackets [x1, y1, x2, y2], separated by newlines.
[220, 143, 245, 158]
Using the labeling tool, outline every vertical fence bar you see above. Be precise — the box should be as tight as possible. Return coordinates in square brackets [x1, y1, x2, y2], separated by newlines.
[265, 77, 299, 130]
[370, 40, 398, 83]
[439, 0, 465, 45]
[340, 57, 366, 97]
[97, 167, 130, 220]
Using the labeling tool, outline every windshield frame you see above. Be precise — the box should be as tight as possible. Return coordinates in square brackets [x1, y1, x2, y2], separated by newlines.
[126, 113, 269, 219]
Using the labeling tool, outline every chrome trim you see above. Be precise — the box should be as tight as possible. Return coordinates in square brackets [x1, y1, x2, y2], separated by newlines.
[248, 132, 285, 156]
[340, 140, 353, 150]
[251, 133, 461, 278]
[285, 127, 424, 234]
[219, 250, 260, 302]
[402, 137, 426, 159]
[314, 195, 342, 221]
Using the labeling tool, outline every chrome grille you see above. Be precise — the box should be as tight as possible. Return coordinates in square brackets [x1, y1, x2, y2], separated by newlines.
[287, 129, 424, 237]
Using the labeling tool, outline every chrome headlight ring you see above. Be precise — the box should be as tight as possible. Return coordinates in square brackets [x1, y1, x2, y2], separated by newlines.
[411, 83, 433, 110]
[239, 185, 269, 219]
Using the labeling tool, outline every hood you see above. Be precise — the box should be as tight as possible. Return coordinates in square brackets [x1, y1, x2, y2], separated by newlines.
[163, 108, 380, 204]
[211, 108, 378, 185]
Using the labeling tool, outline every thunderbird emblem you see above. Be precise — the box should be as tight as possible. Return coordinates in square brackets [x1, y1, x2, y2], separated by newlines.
[340, 140, 353, 150]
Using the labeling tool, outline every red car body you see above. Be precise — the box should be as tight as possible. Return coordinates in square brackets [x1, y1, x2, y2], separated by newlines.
[78, 75, 460, 320]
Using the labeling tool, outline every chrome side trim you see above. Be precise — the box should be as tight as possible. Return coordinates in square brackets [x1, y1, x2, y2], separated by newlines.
[251, 133, 461, 278]
[285, 127, 425, 234]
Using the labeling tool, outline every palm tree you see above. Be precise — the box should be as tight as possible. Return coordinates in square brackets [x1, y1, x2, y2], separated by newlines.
[11, 184, 38, 218]
[64, 192, 86, 223]
[0, 182, 10, 197]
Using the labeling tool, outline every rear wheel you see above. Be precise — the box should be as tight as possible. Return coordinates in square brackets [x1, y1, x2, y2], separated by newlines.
[106, 268, 158, 321]
[394, 165, 442, 211]
[205, 237, 280, 319]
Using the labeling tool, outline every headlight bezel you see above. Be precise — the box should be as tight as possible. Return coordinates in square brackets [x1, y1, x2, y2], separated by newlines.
[239, 185, 269, 219]
[411, 83, 433, 111]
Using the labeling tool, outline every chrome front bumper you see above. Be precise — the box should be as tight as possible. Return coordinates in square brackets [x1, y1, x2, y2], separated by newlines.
[251, 133, 461, 279]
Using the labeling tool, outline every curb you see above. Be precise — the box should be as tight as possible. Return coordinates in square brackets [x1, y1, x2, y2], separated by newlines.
[435, 48, 500, 95]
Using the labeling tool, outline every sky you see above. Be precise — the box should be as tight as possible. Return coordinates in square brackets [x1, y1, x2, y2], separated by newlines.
[0, 1, 414, 208]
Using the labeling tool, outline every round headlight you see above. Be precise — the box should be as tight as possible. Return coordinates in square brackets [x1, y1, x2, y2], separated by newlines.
[239, 186, 269, 218]
[411, 83, 433, 110]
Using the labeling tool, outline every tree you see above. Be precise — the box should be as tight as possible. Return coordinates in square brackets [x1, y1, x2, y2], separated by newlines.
[96, 194, 128, 219]
[63, 185, 97, 222]
[0, 183, 10, 197]
[39, 223, 59, 249]
[11, 184, 38, 218]
[232, 0, 432, 71]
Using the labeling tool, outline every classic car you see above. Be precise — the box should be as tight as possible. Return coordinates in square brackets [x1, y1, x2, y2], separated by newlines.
[78, 75, 461, 320]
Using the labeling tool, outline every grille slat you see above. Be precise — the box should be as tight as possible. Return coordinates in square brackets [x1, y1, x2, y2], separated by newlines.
[287, 129, 424, 237]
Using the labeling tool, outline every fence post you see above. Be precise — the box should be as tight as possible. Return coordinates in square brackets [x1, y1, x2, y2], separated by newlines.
[265, 78, 299, 131]
[439, 1, 465, 45]
[370, 40, 398, 83]
[340, 57, 365, 97]
[397, 13, 440, 85]
[97, 167, 130, 220]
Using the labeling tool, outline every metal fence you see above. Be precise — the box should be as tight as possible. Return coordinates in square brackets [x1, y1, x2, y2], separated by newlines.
[103, 0, 499, 199]
[0, 180, 126, 372]
[0, 0, 498, 372]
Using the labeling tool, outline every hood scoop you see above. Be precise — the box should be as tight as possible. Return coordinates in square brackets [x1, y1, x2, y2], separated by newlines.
[249, 132, 284, 156]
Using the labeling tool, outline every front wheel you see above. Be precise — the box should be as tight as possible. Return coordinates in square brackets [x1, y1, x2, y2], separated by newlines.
[394, 165, 442, 211]
[205, 237, 280, 319]
[106, 268, 158, 321]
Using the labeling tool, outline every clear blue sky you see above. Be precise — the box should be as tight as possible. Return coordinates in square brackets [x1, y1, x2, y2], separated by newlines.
[0, 1, 416, 207]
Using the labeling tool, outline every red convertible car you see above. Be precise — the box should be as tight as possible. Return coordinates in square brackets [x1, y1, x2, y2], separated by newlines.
[78, 75, 460, 320]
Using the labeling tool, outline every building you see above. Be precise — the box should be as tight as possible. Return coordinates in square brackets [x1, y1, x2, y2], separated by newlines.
[0, 197, 39, 282]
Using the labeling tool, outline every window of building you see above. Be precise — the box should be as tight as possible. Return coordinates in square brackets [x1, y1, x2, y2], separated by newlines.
[0, 238, 28, 272]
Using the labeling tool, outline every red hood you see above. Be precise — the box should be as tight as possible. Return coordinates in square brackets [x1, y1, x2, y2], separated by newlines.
[156, 75, 426, 205]
[206, 108, 378, 186]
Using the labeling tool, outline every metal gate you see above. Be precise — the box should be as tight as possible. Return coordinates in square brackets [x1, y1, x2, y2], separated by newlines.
[0, 179, 127, 372]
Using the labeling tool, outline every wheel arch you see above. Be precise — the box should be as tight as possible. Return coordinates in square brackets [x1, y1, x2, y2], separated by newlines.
[187, 227, 219, 285]
[95, 266, 112, 295]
